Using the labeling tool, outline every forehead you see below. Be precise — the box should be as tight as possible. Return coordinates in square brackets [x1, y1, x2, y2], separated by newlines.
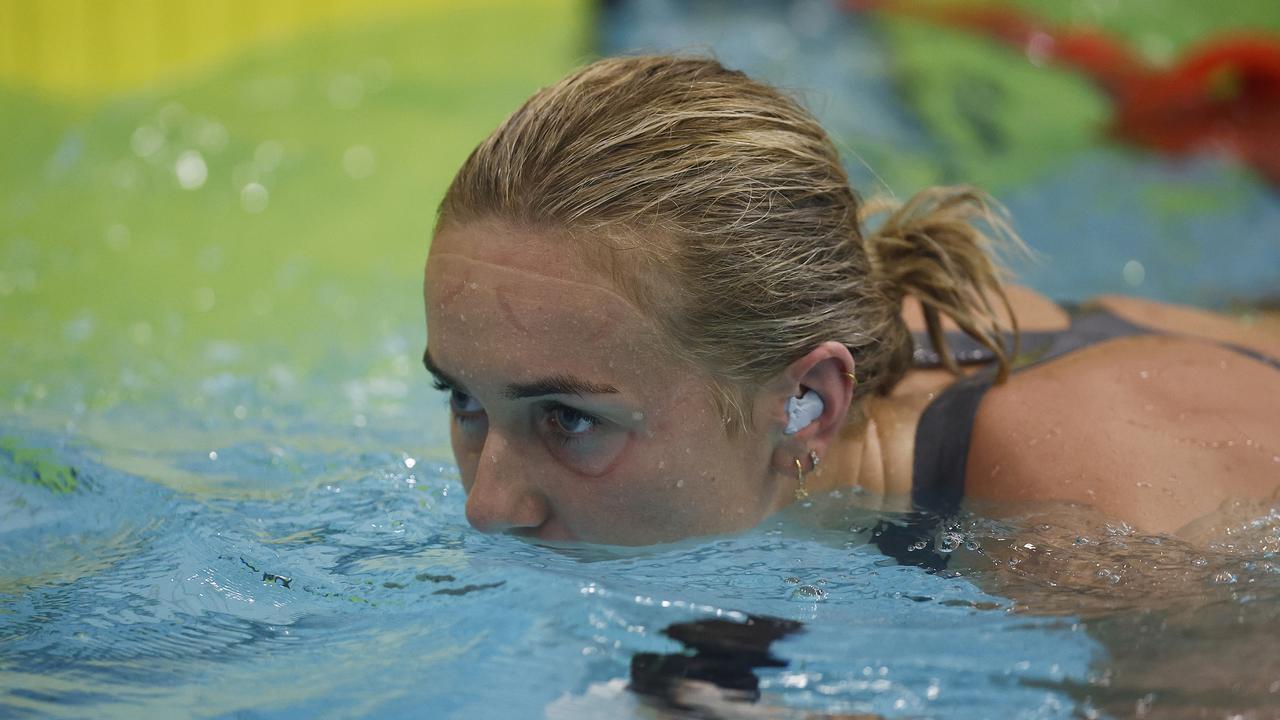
[424, 223, 673, 378]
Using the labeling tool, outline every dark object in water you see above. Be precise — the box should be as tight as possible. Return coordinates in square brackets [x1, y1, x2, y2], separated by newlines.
[431, 581, 505, 596]
[240, 557, 292, 588]
[629, 614, 803, 706]
[848, 0, 1280, 186]
[262, 573, 292, 589]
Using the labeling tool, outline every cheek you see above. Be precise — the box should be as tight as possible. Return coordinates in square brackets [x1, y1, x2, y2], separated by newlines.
[548, 430, 632, 477]
[565, 442, 757, 542]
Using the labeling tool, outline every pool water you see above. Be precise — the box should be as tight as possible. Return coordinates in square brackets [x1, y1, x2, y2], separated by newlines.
[6, 421, 1280, 718]
[4, 1, 1280, 718]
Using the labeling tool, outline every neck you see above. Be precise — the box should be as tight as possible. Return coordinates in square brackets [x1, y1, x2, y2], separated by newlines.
[821, 396, 924, 500]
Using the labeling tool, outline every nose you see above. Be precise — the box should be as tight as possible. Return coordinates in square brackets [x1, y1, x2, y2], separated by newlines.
[464, 433, 551, 535]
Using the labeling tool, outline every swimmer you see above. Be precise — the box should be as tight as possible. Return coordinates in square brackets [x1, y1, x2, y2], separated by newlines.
[422, 55, 1280, 546]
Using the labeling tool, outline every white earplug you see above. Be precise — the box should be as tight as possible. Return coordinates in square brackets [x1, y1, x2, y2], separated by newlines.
[783, 389, 824, 435]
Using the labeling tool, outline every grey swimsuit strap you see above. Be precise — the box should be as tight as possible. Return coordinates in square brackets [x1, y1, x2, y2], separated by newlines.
[911, 305, 1280, 372]
[908, 303, 1280, 516]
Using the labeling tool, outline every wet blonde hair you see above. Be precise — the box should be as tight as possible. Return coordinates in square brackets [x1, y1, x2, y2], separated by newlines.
[437, 55, 1020, 428]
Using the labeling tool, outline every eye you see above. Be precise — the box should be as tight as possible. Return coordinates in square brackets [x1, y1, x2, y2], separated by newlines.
[449, 389, 483, 415]
[546, 404, 598, 438]
[433, 378, 485, 420]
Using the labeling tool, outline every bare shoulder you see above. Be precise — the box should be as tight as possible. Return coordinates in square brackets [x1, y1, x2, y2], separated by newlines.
[965, 335, 1280, 534]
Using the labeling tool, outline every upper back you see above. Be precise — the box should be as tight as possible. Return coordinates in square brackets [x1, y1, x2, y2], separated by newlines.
[964, 320, 1280, 534]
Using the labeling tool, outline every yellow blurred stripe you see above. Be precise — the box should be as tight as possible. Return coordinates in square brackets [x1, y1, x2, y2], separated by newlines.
[0, 0, 467, 99]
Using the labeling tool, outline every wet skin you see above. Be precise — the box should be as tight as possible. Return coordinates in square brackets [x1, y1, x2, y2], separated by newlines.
[423, 221, 806, 545]
[425, 221, 1280, 544]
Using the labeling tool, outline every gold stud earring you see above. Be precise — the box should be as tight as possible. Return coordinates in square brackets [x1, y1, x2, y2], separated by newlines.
[794, 457, 809, 500]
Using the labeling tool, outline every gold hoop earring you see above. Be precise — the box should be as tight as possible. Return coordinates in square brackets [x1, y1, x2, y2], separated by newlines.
[794, 457, 808, 500]
[843, 371, 857, 389]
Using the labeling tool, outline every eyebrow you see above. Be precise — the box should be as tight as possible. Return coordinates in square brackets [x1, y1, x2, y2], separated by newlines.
[423, 349, 620, 400]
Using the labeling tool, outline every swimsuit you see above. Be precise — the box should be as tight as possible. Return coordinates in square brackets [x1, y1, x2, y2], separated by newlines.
[872, 303, 1280, 572]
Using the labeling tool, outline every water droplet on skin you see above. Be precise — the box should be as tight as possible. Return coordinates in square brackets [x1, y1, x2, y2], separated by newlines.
[674, 478, 684, 489]
[1138, 370, 1150, 380]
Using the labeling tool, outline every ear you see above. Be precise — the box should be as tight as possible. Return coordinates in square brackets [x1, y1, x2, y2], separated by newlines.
[752, 341, 856, 479]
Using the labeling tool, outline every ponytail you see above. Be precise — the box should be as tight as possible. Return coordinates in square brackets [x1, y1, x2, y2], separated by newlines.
[861, 185, 1025, 384]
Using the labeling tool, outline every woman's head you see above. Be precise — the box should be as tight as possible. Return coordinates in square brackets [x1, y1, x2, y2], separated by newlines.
[425, 55, 1016, 544]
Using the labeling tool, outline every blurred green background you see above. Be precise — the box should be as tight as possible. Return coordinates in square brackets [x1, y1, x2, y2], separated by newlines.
[1, 0, 590, 462]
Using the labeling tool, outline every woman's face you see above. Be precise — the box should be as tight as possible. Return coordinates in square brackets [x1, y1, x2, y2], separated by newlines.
[423, 221, 787, 545]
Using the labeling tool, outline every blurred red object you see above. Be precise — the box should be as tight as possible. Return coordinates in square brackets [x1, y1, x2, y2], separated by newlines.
[847, 0, 1280, 184]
